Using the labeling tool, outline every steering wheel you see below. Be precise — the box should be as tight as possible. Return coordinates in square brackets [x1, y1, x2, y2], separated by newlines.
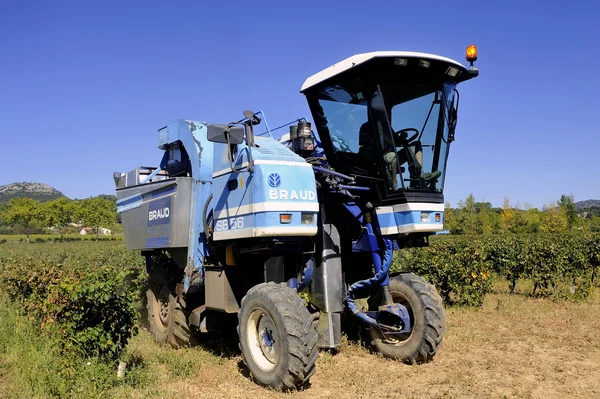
[394, 128, 419, 144]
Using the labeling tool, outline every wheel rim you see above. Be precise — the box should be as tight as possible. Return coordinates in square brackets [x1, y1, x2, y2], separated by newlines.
[373, 291, 415, 346]
[247, 307, 280, 371]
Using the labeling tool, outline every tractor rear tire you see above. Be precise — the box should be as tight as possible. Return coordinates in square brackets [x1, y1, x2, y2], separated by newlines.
[238, 282, 318, 391]
[367, 273, 445, 364]
[146, 266, 191, 349]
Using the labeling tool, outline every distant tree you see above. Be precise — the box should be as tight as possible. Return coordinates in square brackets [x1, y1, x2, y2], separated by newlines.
[457, 194, 477, 235]
[4, 197, 41, 242]
[521, 206, 542, 233]
[443, 194, 596, 235]
[500, 197, 515, 232]
[96, 194, 117, 203]
[443, 202, 460, 233]
[474, 201, 492, 213]
[78, 197, 116, 241]
[95, 194, 120, 223]
[509, 210, 532, 234]
[42, 197, 76, 240]
[540, 203, 568, 233]
[558, 194, 576, 229]
[475, 201, 496, 234]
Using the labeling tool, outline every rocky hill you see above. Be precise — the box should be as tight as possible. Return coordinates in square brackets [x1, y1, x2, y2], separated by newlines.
[0, 182, 65, 204]
[575, 199, 600, 210]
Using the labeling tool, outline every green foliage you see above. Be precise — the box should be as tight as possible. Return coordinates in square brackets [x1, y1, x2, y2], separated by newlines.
[1, 194, 121, 236]
[3, 197, 42, 241]
[443, 202, 458, 233]
[0, 293, 152, 398]
[447, 194, 499, 235]
[393, 234, 600, 305]
[77, 197, 116, 240]
[392, 237, 493, 306]
[0, 242, 146, 359]
[500, 197, 514, 232]
[559, 194, 576, 229]
[540, 203, 569, 233]
[0, 233, 123, 243]
[42, 197, 77, 238]
[447, 194, 593, 235]
[0, 293, 74, 397]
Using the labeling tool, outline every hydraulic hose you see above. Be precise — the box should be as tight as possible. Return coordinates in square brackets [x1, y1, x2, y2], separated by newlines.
[312, 166, 354, 181]
[298, 259, 314, 291]
[202, 193, 213, 239]
[346, 237, 394, 327]
[286, 259, 314, 291]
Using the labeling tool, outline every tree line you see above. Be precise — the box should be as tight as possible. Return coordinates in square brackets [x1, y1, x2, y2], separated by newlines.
[0, 196, 116, 241]
[2, 192, 597, 240]
[444, 194, 600, 235]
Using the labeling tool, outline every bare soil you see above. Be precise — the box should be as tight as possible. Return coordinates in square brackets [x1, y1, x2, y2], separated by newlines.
[118, 289, 600, 399]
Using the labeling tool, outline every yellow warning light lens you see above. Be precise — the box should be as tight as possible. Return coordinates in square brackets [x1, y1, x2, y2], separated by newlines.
[280, 214, 292, 224]
[466, 45, 478, 62]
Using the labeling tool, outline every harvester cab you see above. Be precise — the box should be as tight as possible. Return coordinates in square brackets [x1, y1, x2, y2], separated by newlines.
[114, 46, 479, 391]
[301, 50, 478, 237]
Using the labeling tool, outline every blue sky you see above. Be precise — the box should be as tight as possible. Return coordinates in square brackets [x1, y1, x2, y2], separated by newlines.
[1, 1, 599, 208]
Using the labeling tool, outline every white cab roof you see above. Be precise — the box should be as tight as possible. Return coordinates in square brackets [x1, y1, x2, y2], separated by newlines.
[300, 51, 466, 92]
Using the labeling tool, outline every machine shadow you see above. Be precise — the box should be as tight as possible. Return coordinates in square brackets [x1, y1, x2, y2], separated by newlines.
[189, 329, 241, 359]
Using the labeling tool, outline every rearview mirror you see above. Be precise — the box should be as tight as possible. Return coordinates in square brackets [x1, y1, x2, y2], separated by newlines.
[207, 124, 245, 145]
[243, 109, 262, 126]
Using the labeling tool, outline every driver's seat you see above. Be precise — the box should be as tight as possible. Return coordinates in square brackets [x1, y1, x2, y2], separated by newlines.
[358, 121, 401, 191]
[358, 121, 374, 156]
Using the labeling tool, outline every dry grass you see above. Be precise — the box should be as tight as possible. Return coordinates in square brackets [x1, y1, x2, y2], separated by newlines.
[111, 286, 600, 399]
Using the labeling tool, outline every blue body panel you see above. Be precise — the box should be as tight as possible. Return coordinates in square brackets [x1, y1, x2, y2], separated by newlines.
[151, 121, 319, 287]
[158, 119, 214, 287]
[211, 136, 318, 240]
[375, 204, 445, 236]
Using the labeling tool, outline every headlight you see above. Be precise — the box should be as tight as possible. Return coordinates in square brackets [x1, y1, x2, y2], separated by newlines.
[301, 213, 315, 225]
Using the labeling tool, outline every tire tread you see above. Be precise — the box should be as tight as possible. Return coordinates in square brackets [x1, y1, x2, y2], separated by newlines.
[369, 273, 445, 364]
[238, 282, 318, 391]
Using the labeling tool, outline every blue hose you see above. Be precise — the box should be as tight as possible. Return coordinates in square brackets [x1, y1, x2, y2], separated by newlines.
[298, 259, 314, 291]
[346, 238, 394, 327]
[287, 259, 314, 290]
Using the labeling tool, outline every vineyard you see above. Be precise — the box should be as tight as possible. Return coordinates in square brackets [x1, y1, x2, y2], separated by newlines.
[0, 242, 145, 359]
[0, 236, 599, 398]
[394, 233, 600, 305]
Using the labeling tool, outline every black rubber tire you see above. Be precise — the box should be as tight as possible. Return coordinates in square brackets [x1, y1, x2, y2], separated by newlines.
[238, 282, 318, 391]
[166, 297, 191, 349]
[367, 273, 445, 364]
[146, 266, 191, 349]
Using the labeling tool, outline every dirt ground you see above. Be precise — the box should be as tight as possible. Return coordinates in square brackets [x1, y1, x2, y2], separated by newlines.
[118, 289, 600, 399]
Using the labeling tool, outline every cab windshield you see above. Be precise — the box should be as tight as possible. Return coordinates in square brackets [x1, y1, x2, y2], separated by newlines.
[310, 80, 456, 193]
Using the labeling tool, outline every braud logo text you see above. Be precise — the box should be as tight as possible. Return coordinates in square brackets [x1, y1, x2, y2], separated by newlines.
[149, 207, 170, 221]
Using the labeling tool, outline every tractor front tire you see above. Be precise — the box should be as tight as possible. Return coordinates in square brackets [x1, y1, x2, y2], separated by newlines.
[146, 266, 191, 349]
[368, 273, 445, 364]
[238, 283, 318, 391]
